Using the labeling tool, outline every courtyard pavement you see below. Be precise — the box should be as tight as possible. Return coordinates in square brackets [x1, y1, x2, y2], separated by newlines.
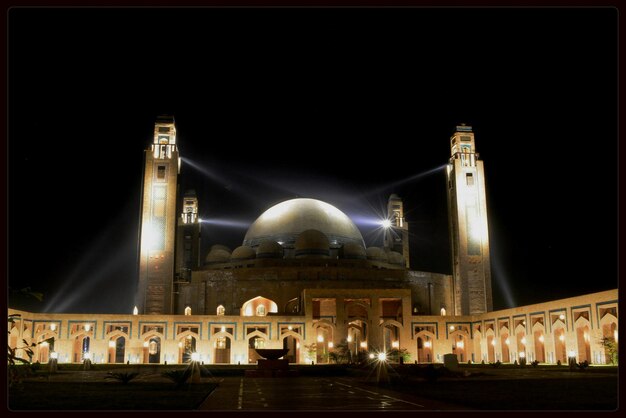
[197, 376, 470, 411]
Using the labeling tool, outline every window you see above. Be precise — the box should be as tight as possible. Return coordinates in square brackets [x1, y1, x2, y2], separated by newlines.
[184, 306, 191, 316]
[217, 305, 225, 316]
[256, 305, 266, 316]
[157, 165, 166, 179]
[466, 173, 474, 186]
[440, 307, 447, 316]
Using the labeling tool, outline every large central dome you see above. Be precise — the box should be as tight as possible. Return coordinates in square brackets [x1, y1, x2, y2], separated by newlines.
[243, 198, 365, 249]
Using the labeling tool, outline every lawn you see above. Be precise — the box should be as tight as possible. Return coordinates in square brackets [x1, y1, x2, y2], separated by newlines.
[9, 381, 219, 410]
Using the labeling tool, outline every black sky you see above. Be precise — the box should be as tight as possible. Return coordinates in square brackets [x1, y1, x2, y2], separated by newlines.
[7, 7, 618, 314]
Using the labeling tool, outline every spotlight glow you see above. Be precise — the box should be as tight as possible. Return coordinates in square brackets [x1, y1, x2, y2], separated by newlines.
[377, 352, 387, 361]
[381, 219, 392, 228]
[191, 352, 200, 362]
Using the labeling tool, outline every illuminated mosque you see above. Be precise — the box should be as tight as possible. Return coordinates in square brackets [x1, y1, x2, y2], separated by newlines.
[8, 116, 618, 367]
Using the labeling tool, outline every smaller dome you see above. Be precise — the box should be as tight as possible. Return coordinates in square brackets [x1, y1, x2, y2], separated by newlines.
[387, 251, 405, 265]
[231, 245, 256, 261]
[366, 247, 388, 262]
[295, 229, 330, 258]
[341, 242, 366, 260]
[210, 244, 231, 254]
[256, 240, 284, 258]
[205, 248, 231, 264]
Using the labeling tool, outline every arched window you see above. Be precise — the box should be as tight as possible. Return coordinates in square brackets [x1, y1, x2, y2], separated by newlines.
[217, 305, 225, 316]
[184, 306, 192, 316]
[440, 307, 446, 316]
[256, 305, 266, 316]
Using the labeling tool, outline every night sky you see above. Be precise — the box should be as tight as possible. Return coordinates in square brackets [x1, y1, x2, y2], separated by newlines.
[8, 7, 617, 314]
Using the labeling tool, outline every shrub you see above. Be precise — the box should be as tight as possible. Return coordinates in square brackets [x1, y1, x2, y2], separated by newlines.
[105, 371, 139, 384]
[162, 369, 192, 388]
[530, 360, 539, 367]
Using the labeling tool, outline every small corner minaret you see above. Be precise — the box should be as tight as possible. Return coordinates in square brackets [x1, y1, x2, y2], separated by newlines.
[136, 115, 180, 315]
[384, 194, 410, 268]
[446, 124, 493, 315]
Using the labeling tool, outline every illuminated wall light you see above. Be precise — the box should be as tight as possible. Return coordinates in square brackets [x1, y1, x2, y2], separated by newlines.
[41, 341, 48, 347]
[614, 330, 618, 343]
[505, 339, 510, 345]
[296, 342, 300, 349]
[559, 335, 565, 342]
[424, 341, 432, 348]
[84, 352, 91, 361]
[191, 352, 200, 362]
[568, 350, 576, 358]
[584, 333, 589, 342]
[50, 323, 57, 331]
[368, 353, 375, 359]
[133, 306, 139, 315]
[490, 340, 496, 346]
[391, 341, 400, 349]
[449, 325, 455, 331]
[144, 341, 150, 348]
[84, 324, 91, 332]
[539, 335, 545, 343]
[317, 335, 324, 343]
[457, 341, 464, 349]
[221, 326, 226, 333]
[377, 352, 387, 361]
[108, 341, 116, 348]
[521, 337, 527, 345]
[288, 325, 293, 331]
[346, 335, 352, 342]
[328, 342, 334, 349]
[519, 352, 526, 359]
[559, 314, 565, 320]
[360, 342, 367, 349]
[50, 351, 58, 360]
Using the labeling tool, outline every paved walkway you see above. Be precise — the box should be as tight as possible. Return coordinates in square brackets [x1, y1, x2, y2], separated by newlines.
[198, 376, 470, 410]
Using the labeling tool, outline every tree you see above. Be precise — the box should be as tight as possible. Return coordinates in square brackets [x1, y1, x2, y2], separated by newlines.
[8, 314, 54, 388]
[304, 342, 317, 363]
[599, 336, 618, 365]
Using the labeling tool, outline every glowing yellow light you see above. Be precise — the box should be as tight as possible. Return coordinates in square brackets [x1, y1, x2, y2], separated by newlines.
[296, 342, 300, 349]
[568, 350, 576, 358]
[41, 341, 48, 347]
[50, 323, 56, 331]
[490, 340, 496, 346]
[381, 219, 392, 228]
[360, 342, 367, 349]
[424, 341, 432, 348]
[391, 341, 400, 349]
[584, 333, 589, 342]
[559, 335, 565, 342]
[84, 324, 91, 332]
[186, 335, 192, 340]
[377, 352, 387, 361]
[50, 352, 58, 360]
[328, 342, 334, 349]
[539, 335, 545, 343]
[368, 353, 375, 359]
[108, 341, 116, 348]
[457, 341, 464, 349]
[347, 335, 352, 342]
[288, 325, 293, 331]
[519, 352, 526, 358]
[317, 335, 324, 343]
[191, 352, 200, 362]
[84, 352, 91, 361]
[614, 330, 618, 343]
[133, 306, 139, 315]
[521, 337, 527, 345]
[505, 338, 510, 345]
[221, 326, 226, 333]
[449, 325, 455, 331]
[143, 341, 149, 348]
[559, 314, 565, 320]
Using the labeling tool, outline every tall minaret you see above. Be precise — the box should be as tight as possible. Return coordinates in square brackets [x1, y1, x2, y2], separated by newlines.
[446, 124, 492, 315]
[136, 115, 180, 314]
[384, 194, 410, 268]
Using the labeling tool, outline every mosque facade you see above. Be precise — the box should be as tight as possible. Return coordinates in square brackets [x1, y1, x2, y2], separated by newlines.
[8, 117, 618, 367]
